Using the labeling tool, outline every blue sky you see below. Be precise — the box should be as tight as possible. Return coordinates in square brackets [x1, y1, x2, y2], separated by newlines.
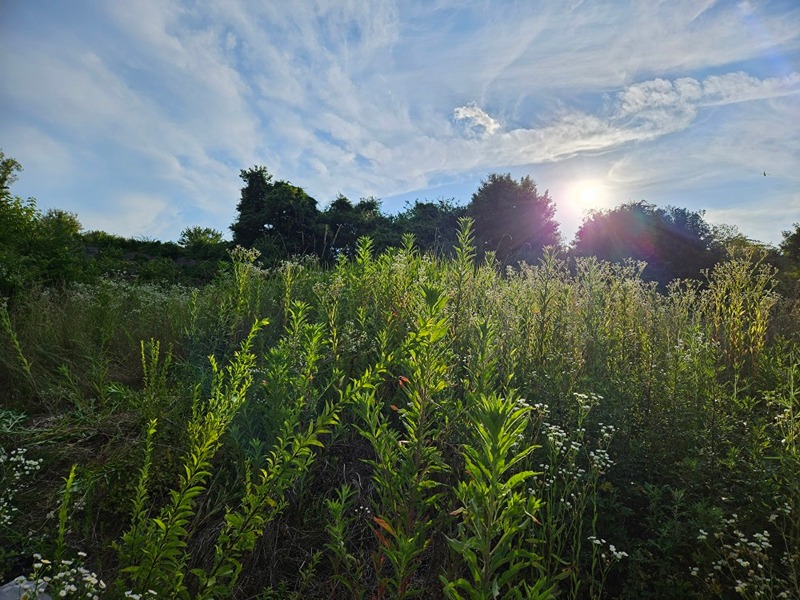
[1, 0, 798, 245]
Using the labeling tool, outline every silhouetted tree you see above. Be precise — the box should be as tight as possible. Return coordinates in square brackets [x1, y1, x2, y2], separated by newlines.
[231, 166, 273, 247]
[572, 201, 719, 286]
[778, 223, 800, 286]
[780, 223, 800, 265]
[467, 173, 560, 264]
[230, 166, 321, 260]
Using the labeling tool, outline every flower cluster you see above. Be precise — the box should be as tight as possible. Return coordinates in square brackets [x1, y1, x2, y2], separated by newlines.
[14, 552, 105, 599]
[588, 447, 614, 473]
[1, 447, 43, 526]
[598, 422, 616, 443]
[694, 511, 796, 599]
[574, 392, 601, 415]
[588, 536, 629, 561]
[125, 590, 158, 599]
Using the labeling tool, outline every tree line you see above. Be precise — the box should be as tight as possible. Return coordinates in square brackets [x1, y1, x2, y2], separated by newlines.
[1, 149, 798, 300]
[227, 164, 800, 290]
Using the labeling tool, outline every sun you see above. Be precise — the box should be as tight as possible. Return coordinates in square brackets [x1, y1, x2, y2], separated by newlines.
[558, 179, 611, 232]
[572, 181, 605, 211]
[577, 185, 600, 207]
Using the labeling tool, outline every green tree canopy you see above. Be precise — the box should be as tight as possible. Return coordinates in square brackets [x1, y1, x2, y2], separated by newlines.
[178, 226, 227, 262]
[230, 166, 321, 259]
[179, 226, 224, 248]
[780, 223, 800, 264]
[393, 199, 467, 255]
[0, 151, 89, 296]
[467, 173, 560, 264]
[320, 195, 395, 260]
[777, 223, 800, 285]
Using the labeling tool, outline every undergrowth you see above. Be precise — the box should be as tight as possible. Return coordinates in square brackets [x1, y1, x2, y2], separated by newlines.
[1, 220, 798, 599]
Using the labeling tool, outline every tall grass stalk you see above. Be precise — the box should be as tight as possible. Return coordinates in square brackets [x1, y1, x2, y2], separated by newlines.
[0, 299, 38, 395]
[353, 285, 451, 598]
[118, 319, 267, 596]
[193, 401, 340, 599]
[54, 464, 77, 563]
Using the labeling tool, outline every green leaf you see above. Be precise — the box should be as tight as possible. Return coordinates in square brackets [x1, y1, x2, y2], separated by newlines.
[505, 470, 536, 491]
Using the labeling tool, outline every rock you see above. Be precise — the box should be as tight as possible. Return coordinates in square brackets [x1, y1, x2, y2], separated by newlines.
[0, 578, 51, 599]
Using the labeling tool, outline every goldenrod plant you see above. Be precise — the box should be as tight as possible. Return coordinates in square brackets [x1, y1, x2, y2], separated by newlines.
[442, 391, 551, 599]
[117, 319, 267, 596]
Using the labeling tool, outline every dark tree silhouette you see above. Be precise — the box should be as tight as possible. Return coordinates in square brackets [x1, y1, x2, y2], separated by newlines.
[572, 201, 720, 286]
[230, 166, 321, 259]
[780, 223, 800, 264]
[778, 223, 800, 285]
[467, 173, 560, 264]
[230, 166, 273, 248]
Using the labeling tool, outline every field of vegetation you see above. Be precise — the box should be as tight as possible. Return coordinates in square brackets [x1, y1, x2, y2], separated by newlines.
[1, 219, 798, 599]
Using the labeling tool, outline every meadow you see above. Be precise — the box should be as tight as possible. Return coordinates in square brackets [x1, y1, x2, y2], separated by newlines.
[1, 221, 798, 599]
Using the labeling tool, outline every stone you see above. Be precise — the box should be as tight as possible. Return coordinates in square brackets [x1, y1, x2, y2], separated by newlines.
[0, 578, 51, 600]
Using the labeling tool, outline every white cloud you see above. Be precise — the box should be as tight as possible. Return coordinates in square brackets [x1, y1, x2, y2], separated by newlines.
[453, 104, 502, 136]
[439, 71, 800, 175]
[84, 193, 180, 239]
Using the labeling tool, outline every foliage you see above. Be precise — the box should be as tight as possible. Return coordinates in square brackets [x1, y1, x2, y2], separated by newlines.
[442, 391, 549, 599]
[230, 166, 275, 248]
[230, 166, 321, 260]
[780, 224, 800, 265]
[1, 218, 799, 599]
[0, 151, 90, 297]
[320, 195, 396, 260]
[468, 173, 560, 264]
[178, 226, 228, 262]
[572, 201, 720, 287]
[393, 199, 467, 257]
[117, 320, 267, 596]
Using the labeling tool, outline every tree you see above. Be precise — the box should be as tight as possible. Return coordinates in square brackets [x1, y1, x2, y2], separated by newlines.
[467, 173, 560, 264]
[230, 166, 274, 248]
[179, 226, 224, 248]
[320, 194, 358, 259]
[0, 151, 89, 296]
[178, 226, 227, 261]
[230, 166, 321, 260]
[0, 153, 41, 296]
[320, 195, 395, 260]
[777, 223, 800, 287]
[572, 201, 719, 286]
[780, 223, 800, 265]
[0, 151, 22, 191]
[394, 199, 467, 255]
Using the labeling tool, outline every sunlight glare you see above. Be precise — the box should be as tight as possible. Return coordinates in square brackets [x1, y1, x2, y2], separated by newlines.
[572, 180, 607, 211]
[578, 185, 599, 207]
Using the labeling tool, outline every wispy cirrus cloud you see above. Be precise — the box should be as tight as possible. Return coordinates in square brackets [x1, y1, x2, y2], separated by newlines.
[404, 71, 800, 179]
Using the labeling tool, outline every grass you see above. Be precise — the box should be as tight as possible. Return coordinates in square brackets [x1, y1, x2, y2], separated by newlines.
[1, 219, 798, 599]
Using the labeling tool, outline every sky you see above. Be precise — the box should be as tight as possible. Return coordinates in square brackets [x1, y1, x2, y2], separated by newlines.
[1, 0, 799, 246]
